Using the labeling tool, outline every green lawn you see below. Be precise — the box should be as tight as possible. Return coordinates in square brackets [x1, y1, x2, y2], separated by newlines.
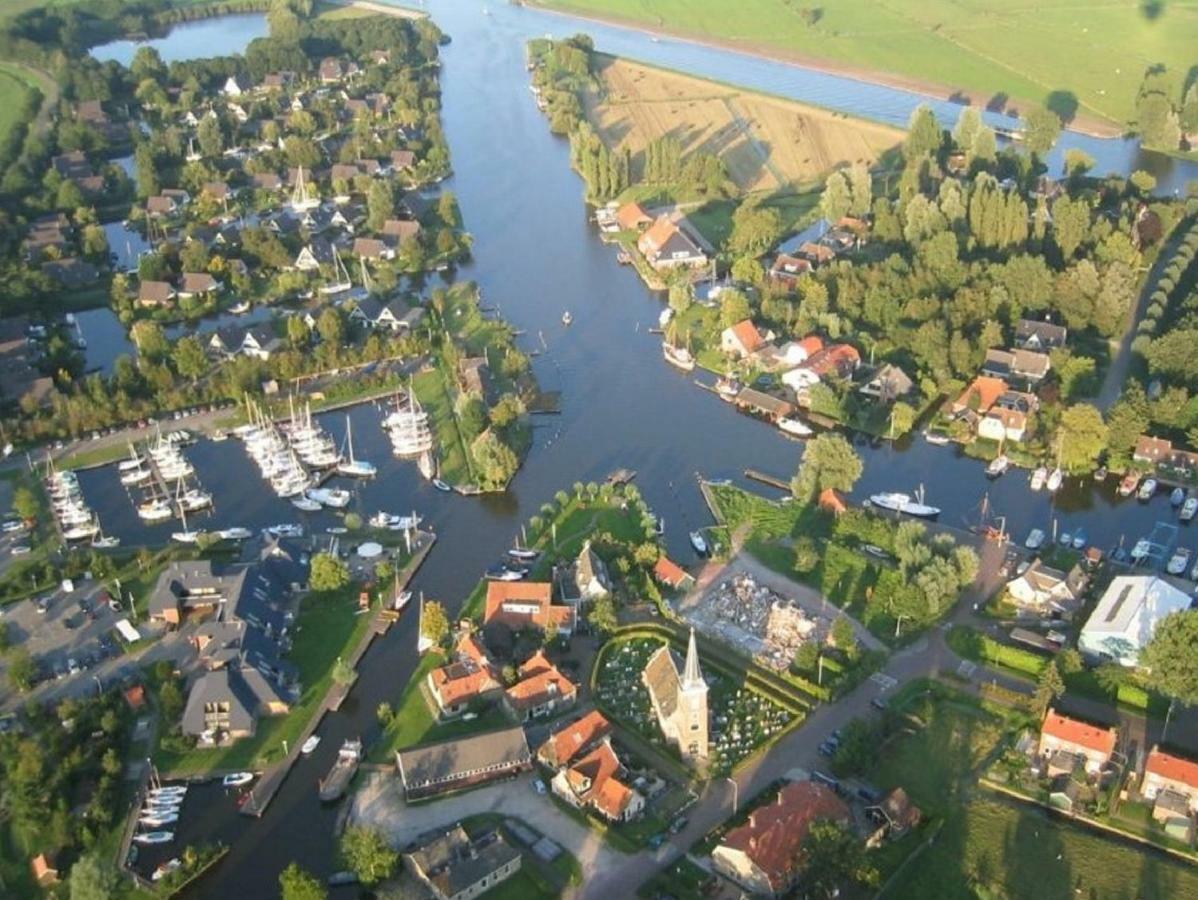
[0, 64, 36, 144]
[154, 587, 375, 774]
[533, 0, 1198, 129]
[412, 367, 473, 487]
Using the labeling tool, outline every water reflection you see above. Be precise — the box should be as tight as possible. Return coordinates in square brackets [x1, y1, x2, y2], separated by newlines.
[89, 13, 269, 66]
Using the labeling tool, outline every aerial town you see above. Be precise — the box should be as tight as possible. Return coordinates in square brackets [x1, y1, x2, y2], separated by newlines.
[0, 1, 1197, 899]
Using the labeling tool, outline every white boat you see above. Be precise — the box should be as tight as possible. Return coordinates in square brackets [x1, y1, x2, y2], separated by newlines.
[218, 527, 252, 540]
[133, 831, 174, 845]
[178, 489, 212, 512]
[662, 342, 696, 371]
[292, 496, 322, 512]
[266, 523, 304, 538]
[1172, 487, 1186, 507]
[868, 491, 941, 518]
[138, 500, 173, 522]
[307, 488, 350, 509]
[1030, 467, 1048, 491]
[171, 530, 203, 544]
[92, 533, 120, 549]
[120, 467, 152, 486]
[1024, 528, 1045, 550]
[394, 590, 412, 610]
[118, 454, 145, 472]
[1131, 539, 1152, 561]
[1181, 497, 1198, 522]
[508, 547, 540, 562]
[222, 772, 254, 788]
[301, 735, 321, 755]
[659, 308, 673, 327]
[1139, 478, 1158, 501]
[777, 417, 813, 438]
[62, 522, 100, 541]
[1118, 471, 1141, 497]
[689, 530, 708, 555]
[485, 568, 525, 582]
[1045, 468, 1064, 493]
[148, 786, 188, 799]
[1167, 547, 1191, 576]
[143, 798, 182, 812]
[336, 416, 376, 478]
[432, 479, 452, 492]
[561, 311, 572, 325]
[230, 300, 251, 315]
[923, 431, 950, 446]
[986, 455, 1010, 478]
[152, 859, 182, 883]
[139, 812, 178, 828]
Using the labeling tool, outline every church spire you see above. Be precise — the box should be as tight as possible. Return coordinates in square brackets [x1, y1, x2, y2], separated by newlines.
[683, 628, 703, 688]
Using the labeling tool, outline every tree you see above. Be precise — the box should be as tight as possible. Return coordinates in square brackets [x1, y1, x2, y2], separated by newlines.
[830, 616, 858, 660]
[8, 647, 34, 692]
[340, 826, 398, 886]
[1033, 660, 1065, 717]
[847, 163, 872, 216]
[1052, 196, 1091, 260]
[317, 306, 345, 346]
[803, 819, 878, 897]
[377, 702, 394, 726]
[793, 536, 819, 574]
[131, 321, 169, 360]
[820, 170, 852, 224]
[70, 853, 119, 900]
[1056, 404, 1108, 473]
[331, 658, 355, 686]
[953, 106, 982, 150]
[588, 593, 618, 634]
[12, 485, 38, 522]
[1058, 648, 1083, 675]
[718, 290, 752, 329]
[1023, 107, 1062, 156]
[367, 180, 396, 232]
[197, 114, 224, 157]
[172, 336, 208, 383]
[421, 599, 450, 646]
[287, 315, 310, 347]
[310, 552, 350, 592]
[472, 429, 518, 488]
[791, 433, 863, 502]
[905, 105, 942, 159]
[279, 862, 327, 900]
[729, 198, 783, 256]
[1142, 610, 1198, 704]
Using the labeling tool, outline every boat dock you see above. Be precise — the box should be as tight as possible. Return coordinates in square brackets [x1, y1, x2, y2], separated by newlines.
[744, 468, 791, 492]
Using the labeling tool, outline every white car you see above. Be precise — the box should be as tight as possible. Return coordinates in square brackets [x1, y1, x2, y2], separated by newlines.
[533, 779, 547, 795]
[1, 520, 24, 533]
[10, 545, 30, 556]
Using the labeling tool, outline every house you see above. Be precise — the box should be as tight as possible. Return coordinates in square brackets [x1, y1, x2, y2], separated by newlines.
[382, 217, 422, 246]
[1038, 709, 1117, 775]
[124, 684, 147, 710]
[202, 181, 235, 203]
[1015, 319, 1067, 352]
[181, 665, 289, 742]
[712, 781, 850, 896]
[426, 632, 502, 717]
[458, 357, 489, 396]
[653, 556, 693, 590]
[552, 739, 645, 822]
[566, 539, 611, 601]
[146, 195, 180, 217]
[350, 297, 425, 333]
[177, 272, 220, 299]
[537, 709, 613, 768]
[1143, 746, 1198, 815]
[1078, 576, 1192, 667]
[951, 375, 1008, 417]
[865, 787, 921, 847]
[352, 237, 394, 261]
[51, 150, 91, 179]
[503, 650, 577, 720]
[41, 258, 98, 289]
[1131, 435, 1198, 476]
[771, 336, 824, 368]
[796, 241, 836, 267]
[390, 149, 416, 170]
[643, 630, 708, 763]
[721, 320, 766, 358]
[319, 57, 345, 83]
[260, 71, 296, 91]
[858, 363, 914, 401]
[331, 162, 362, 183]
[636, 213, 708, 270]
[483, 581, 574, 635]
[1006, 560, 1086, 614]
[615, 201, 653, 231]
[403, 825, 522, 900]
[981, 348, 1052, 383]
[223, 74, 250, 96]
[789, 343, 860, 385]
[768, 252, 812, 290]
[252, 172, 283, 191]
[239, 324, 281, 360]
[978, 406, 1029, 443]
[395, 726, 532, 800]
[137, 280, 177, 308]
[31, 854, 58, 887]
[294, 240, 335, 272]
[734, 387, 793, 422]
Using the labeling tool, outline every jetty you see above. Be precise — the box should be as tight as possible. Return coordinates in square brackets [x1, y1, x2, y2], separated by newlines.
[744, 468, 791, 492]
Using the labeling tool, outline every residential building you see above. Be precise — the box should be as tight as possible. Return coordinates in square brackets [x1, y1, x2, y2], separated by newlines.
[1005, 560, 1086, 614]
[349, 296, 425, 333]
[1015, 319, 1067, 352]
[483, 581, 574, 635]
[177, 272, 220, 299]
[558, 539, 611, 603]
[458, 357, 489, 397]
[636, 213, 708, 269]
[865, 788, 921, 847]
[978, 406, 1029, 443]
[537, 709, 613, 768]
[1038, 709, 1117, 775]
[41, 258, 98, 289]
[643, 629, 708, 763]
[223, 74, 250, 96]
[353, 237, 394, 260]
[981, 347, 1052, 383]
[711, 781, 850, 896]
[31, 854, 59, 887]
[426, 633, 502, 717]
[403, 826, 521, 900]
[1132, 435, 1198, 477]
[653, 556, 693, 590]
[767, 252, 812, 290]
[395, 726, 532, 800]
[858, 363, 914, 401]
[1143, 746, 1198, 815]
[615, 201, 653, 231]
[796, 343, 860, 380]
[504, 650, 577, 720]
[137, 280, 177, 308]
[951, 375, 1008, 417]
[382, 217, 421, 246]
[552, 739, 644, 822]
[734, 387, 793, 422]
[796, 241, 836, 266]
[180, 665, 289, 742]
[1078, 576, 1192, 666]
[721, 319, 766, 358]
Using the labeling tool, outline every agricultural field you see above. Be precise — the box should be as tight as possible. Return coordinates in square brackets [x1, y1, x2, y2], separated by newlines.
[537, 0, 1198, 129]
[584, 55, 903, 193]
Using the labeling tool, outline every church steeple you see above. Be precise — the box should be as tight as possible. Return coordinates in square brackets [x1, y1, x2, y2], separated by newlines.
[683, 628, 703, 689]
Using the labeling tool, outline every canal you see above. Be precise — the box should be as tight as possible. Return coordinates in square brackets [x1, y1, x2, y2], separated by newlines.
[73, 5, 1198, 896]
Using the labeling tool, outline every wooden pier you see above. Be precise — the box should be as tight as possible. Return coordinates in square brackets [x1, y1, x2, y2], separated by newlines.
[744, 468, 791, 492]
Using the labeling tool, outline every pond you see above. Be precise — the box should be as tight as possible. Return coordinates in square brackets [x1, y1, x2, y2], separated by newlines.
[89, 12, 268, 66]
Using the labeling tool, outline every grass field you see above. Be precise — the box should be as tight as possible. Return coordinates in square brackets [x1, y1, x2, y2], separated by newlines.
[537, 0, 1198, 129]
[0, 63, 36, 146]
[585, 55, 902, 193]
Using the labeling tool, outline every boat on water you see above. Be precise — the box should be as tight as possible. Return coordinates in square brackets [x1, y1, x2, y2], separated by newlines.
[485, 564, 526, 582]
[319, 739, 362, 802]
[222, 772, 253, 788]
[689, 530, 708, 555]
[777, 417, 813, 438]
[1167, 547, 1191, 576]
[152, 859, 182, 883]
[120, 467, 152, 486]
[1118, 472, 1141, 497]
[662, 341, 696, 371]
[1030, 467, 1048, 491]
[714, 375, 741, 400]
[118, 453, 145, 472]
[868, 490, 941, 518]
[301, 735, 321, 755]
[923, 431, 950, 446]
[308, 487, 350, 508]
[171, 530, 203, 544]
[1171, 487, 1186, 507]
[508, 547, 540, 562]
[336, 416, 376, 478]
[1045, 468, 1064, 493]
[986, 455, 1010, 478]
[148, 786, 187, 799]
[432, 478, 452, 492]
[62, 522, 100, 541]
[133, 831, 174, 845]
[265, 523, 304, 538]
[562, 311, 572, 325]
[92, 533, 120, 549]
[1181, 497, 1198, 522]
[1093, 466, 1108, 482]
[1138, 478, 1158, 501]
[218, 527, 252, 540]
[1071, 528, 1088, 550]
[230, 300, 251, 315]
[1024, 528, 1046, 550]
[658, 308, 673, 328]
[292, 496, 322, 512]
[394, 590, 413, 611]
[139, 812, 178, 828]
[1131, 539, 1152, 562]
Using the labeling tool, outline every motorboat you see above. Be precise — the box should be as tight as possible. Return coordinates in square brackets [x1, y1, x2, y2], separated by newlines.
[266, 524, 304, 538]
[1024, 528, 1046, 550]
[1138, 478, 1158, 501]
[689, 530, 708, 555]
[148, 786, 188, 799]
[985, 455, 1010, 478]
[1045, 468, 1064, 493]
[662, 342, 696, 371]
[485, 565, 526, 582]
[139, 812, 178, 828]
[133, 831, 174, 845]
[301, 735, 321, 755]
[1118, 472, 1141, 497]
[1058, 531, 1072, 547]
[307, 488, 350, 509]
[923, 431, 950, 446]
[394, 590, 413, 610]
[432, 479, 452, 492]
[118, 454, 145, 472]
[867, 491, 941, 518]
[152, 859, 182, 882]
[1171, 487, 1186, 507]
[171, 530, 203, 544]
[143, 796, 182, 811]
[1030, 467, 1048, 491]
[178, 489, 212, 512]
[1131, 539, 1152, 562]
[91, 533, 120, 549]
[1182, 497, 1198, 522]
[1071, 528, 1088, 550]
[1167, 547, 1191, 576]
[292, 496, 322, 512]
[714, 376, 741, 400]
[508, 547, 540, 562]
[222, 772, 254, 788]
[659, 308, 673, 327]
[1093, 466, 1108, 482]
[562, 311, 572, 325]
[777, 417, 813, 438]
[218, 527, 252, 540]
[62, 522, 100, 541]
[138, 499, 173, 522]
[327, 526, 348, 535]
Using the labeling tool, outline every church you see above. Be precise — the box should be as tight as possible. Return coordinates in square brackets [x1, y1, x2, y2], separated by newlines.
[642, 629, 709, 764]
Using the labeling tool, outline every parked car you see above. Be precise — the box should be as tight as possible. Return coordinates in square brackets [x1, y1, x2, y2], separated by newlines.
[35, 596, 50, 614]
[532, 779, 546, 795]
[871, 697, 888, 711]
[818, 741, 837, 757]
[669, 816, 688, 835]
[1, 520, 24, 533]
[10, 544, 31, 556]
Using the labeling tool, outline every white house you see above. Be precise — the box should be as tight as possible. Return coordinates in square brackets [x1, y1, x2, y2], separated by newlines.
[1078, 576, 1191, 667]
[223, 75, 250, 97]
[1006, 560, 1086, 614]
[1143, 746, 1198, 814]
[720, 320, 766, 359]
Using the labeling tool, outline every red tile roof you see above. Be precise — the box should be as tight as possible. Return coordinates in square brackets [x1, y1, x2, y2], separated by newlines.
[484, 581, 572, 630]
[616, 202, 653, 231]
[505, 650, 576, 711]
[539, 709, 612, 767]
[1041, 709, 1117, 756]
[1146, 747, 1198, 790]
[953, 375, 1009, 413]
[565, 741, 636, 819]
[653, 556, 691, 588]
[719, 782, 850, 891]
[123, 685, 147, 710]
[727, 319, 765, 354]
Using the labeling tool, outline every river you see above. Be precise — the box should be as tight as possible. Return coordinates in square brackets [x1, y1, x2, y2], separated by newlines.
[75, 6, 1198, 896]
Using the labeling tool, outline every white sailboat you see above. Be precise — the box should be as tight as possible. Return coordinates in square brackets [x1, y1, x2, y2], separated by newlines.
[868, 485, 940, 518]
[385, 388, 434, 457]
[336, 416, 377, 478]
[289, 165, 319, 211]
[319, 251, 352, 296]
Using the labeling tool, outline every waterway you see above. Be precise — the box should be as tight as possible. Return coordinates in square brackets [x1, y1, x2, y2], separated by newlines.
[89, 12, 270, 67]
[73, 5, 1198, 896]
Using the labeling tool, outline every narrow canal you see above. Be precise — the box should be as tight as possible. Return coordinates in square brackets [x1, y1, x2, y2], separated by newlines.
[78, 4, 1198, 895]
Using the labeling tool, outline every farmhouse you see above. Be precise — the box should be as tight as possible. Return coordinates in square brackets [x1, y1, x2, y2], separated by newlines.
[1038, 709, 1117, 775]
[636, 213, 708, 269]
[615, 201, 653, 231]
[720, 320, 767, 358]
[483, 581, 574, 635]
